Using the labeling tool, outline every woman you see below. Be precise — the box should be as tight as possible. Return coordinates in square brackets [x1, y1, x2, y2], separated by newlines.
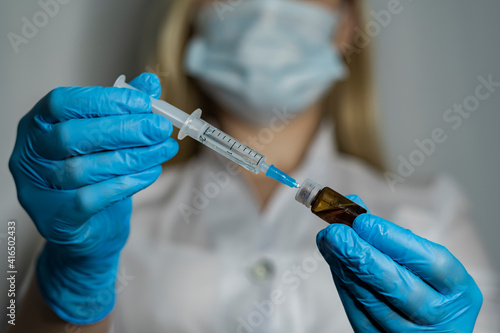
[8, 0, 495, 332]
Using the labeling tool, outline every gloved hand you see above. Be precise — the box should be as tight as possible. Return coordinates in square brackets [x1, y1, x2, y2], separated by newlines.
[316, 195, 483, 333]
[9, 73, 178, 324]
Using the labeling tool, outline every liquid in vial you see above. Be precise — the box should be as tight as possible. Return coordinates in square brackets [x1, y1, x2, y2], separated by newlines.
[295, 179, 367, 227]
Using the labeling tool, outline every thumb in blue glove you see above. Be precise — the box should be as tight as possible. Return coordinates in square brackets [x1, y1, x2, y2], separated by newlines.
[316, 195, 483, 333]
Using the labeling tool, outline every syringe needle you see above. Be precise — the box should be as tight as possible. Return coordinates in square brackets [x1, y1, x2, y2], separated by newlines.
[265, 164, 299, 188]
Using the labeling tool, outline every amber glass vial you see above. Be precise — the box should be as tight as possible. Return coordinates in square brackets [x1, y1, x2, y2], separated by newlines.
[295, 179, 367, 227]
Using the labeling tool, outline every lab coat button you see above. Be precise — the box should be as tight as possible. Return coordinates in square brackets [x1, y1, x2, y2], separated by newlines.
[249, 258, 274, 282]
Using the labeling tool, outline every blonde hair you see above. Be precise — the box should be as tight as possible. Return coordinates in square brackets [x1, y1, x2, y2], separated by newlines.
[146, 0, 384, 170]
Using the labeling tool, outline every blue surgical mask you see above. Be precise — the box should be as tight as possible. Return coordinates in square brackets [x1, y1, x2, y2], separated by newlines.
[185, 0, 347, 124]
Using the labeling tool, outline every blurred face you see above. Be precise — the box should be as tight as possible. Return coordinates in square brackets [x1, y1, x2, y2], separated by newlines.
[199, 0, 343, 10]
[304, 0, 343, 10]
[186, 0, 356, 123]
[197, 0, 355, 52]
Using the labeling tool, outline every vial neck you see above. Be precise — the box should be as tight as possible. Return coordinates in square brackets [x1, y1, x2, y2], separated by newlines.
[295, 179, 323, 208]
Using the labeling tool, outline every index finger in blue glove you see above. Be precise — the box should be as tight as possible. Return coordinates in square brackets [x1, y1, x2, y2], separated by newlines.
[330, 259, 421, 332]
[352, 214, 477, 296]
[41, 138, 178, 190]
[35, 113, 173, 159]
[328, 260, 385, 332]
[317, 224, 447, 325]
[37, 86, 152, 124]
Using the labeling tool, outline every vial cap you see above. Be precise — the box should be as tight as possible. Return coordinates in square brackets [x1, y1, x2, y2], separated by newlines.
[295, 178, 323, 208]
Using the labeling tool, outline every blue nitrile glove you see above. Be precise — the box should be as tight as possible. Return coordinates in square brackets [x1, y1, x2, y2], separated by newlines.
[9, 73, 178, 324]
[316, 195, 483, 333]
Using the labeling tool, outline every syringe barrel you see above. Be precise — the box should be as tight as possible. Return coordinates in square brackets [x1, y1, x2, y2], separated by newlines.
[113, 75, 188, 129]
[179, 109, 266, 174]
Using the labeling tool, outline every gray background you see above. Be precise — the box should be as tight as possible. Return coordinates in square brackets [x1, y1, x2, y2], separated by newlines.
[0, 0, 499, 328]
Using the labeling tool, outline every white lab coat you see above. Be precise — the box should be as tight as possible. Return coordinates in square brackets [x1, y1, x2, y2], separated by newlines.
[111, 125, 499, 332]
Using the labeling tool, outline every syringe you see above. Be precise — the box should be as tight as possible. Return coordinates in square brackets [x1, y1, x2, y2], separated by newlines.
[114, 75, 299, 188]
